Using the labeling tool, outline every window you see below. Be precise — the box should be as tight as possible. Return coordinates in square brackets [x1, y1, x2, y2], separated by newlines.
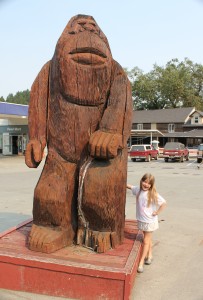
[130, 145, 145, 151]
[137, 124, 143, 130]
[0, 134, 2, 149]
[168, 124, 175, 133]
[194, 116, 199, 123]
[198, 144, 203, 151]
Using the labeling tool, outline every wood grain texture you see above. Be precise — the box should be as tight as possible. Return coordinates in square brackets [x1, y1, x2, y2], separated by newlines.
[25, 14, 133, 253]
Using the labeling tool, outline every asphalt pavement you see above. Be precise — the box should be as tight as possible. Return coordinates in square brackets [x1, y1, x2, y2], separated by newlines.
[0, 155, 203, 300]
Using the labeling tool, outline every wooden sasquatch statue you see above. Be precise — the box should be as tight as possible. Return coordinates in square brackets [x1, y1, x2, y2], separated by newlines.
[25, 14, 133, 254]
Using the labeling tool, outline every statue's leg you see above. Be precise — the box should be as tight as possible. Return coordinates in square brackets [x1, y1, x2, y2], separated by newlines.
[28, 150, 78, 253]
[78, 149, 128, 253]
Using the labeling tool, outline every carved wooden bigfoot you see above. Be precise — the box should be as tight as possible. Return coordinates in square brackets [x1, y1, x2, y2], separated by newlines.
[25, 14, 133, 254]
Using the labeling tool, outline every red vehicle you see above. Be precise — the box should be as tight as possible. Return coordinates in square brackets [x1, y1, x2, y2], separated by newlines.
[129, 144, 159, 162]
[163, 142, 189, 162]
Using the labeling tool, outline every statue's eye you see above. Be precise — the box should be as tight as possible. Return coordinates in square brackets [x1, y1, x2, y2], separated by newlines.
[78, 22, 86, 26]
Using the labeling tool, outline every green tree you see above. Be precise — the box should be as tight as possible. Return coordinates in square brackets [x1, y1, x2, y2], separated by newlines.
[0, 96, 5, 102]
[128, 58, 203, 110]
[159, 58, 203, 109]
[124, 67, 138, 109]
[180, 59, 203, 110]
[6, 93, 14, 103]
[133, 67, 168, 110]
[6, 90, 30, 105]
[158, 59, 185, 108]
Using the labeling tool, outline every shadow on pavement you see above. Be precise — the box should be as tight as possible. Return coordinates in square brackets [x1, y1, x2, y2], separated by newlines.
[0, 212, 31, 234]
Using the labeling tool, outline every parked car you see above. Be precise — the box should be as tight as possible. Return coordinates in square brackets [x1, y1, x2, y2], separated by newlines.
[197, 144, 203, 163]
[163, 142, 189, 162]
[129, 144, 159, 162]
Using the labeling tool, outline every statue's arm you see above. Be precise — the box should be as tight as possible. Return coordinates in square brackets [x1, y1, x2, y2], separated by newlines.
[89, 61, 133, 159]
[25, 61, 50, 168]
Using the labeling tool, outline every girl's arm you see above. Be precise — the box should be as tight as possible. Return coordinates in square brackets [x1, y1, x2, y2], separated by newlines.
[126, 184, 132, 189]
[152, 202, 166, 216]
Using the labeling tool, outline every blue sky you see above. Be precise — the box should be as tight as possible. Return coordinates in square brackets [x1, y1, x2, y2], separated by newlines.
[0, 0, 203, 99]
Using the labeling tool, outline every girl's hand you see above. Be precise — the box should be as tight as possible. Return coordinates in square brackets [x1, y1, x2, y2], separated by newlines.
[152, 211, 158, 216]
[152, 203, 166, 216]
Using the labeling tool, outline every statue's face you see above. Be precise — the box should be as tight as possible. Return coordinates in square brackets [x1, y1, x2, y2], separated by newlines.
[67, 16, 111, 67]
[51, 15, 113, 104]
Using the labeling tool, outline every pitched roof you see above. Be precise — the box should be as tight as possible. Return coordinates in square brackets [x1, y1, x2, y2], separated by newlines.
[164, 129, 203, 138]
[189, 110, 203, 117]
[132, 107, 195, 123]
[0, 102, 28, 116]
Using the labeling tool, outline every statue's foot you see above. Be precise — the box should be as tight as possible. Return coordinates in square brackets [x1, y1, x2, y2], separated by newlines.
[77, 228, 120, 253]
[28, 224, 71, 253]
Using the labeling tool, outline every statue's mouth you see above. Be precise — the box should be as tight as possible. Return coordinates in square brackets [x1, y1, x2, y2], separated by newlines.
[69, 47, 107, 65]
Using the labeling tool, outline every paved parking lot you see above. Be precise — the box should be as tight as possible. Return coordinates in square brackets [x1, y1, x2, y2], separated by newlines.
[0, 155, 203, 300]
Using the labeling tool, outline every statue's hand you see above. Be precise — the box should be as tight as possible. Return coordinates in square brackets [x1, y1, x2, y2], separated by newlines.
[25, 139, 45, 168]
[89, 131, 123, 159]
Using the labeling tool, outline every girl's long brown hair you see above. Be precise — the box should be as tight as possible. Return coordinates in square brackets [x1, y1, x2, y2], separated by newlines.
[137, 173, 158, 207]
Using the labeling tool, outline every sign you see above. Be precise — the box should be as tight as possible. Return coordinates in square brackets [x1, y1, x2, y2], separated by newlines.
[0, 125, 28, 134]
[7, 127, 22, 132]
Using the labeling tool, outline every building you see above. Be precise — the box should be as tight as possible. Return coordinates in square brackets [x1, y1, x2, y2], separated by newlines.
[0, 102, 28, 155]
[130, 107, 203, 148]
[1, 102, 203, 155]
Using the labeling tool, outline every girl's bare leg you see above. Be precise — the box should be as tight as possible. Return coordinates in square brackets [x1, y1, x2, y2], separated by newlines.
[139, 231, 152, 266]
[147, 235, 153, 259]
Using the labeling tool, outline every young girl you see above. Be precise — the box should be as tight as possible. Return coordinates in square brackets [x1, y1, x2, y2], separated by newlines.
[127, 173, 166, 273]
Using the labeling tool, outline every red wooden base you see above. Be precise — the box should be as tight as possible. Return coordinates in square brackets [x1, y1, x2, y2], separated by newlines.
[0, 220, 142, 300]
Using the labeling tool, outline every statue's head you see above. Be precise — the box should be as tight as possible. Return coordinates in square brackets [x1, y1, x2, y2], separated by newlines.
[51, 15, 113, 103]
[67, 15, 111, 51]
[56, 14, 112, 66]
